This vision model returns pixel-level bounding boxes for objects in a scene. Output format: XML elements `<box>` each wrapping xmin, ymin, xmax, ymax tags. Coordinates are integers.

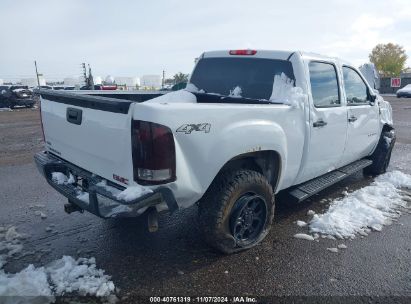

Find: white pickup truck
<box><xmin>35</xmin><ymin>50</ymin><xmax>395</xmax><ymax>253</ymax></box>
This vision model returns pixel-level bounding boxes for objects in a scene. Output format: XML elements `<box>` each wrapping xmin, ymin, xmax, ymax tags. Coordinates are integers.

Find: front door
<box><xmin>299</xmin><ymin>61</ymin><xmax>348</xmax><ymax>183</ymax></box>
<box><xmin>340</xmin><ymin>66</ymin><xmax>380</xmax><ymax>165</ymax></box>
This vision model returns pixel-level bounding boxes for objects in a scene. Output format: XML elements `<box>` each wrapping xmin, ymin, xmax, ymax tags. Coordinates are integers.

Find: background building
<box><xmin>400</xmin><ymin>68</ymin><xmax>411</xmax><ymax>78</ymax></box>
<box><xmin>140</xmin><ymin>74</ymin><xmax>161</xmax><ymax>89</ymax></box>
<box><xmin>21</xmin><ymin>76</ymin><xmax>46</xmax><ymax>87</ymax></box>
<box><xmin>115</xmin><ymin>77</ymin><xmax>140</xmax><ymax>89</ymax></box>
<box><xmin>63</xmin><ymin>77</ymin><xmax>82</xmax><ymax>86</ymax></box>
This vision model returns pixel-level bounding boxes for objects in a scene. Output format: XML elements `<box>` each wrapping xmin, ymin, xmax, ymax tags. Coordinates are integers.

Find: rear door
<box><xmin>340</xmin><ymin>66</ymin><xmax>379</xmax><ymax>165</ymax></box>
<box><xmin>299</xmin><ymin>61</ymin><xmax>348</xmax><ymax>182</ymax></box>
<box><xmin>40</xmin><ymin>91</ymin><xmax>135</xmax><ymax>186</ymax></box>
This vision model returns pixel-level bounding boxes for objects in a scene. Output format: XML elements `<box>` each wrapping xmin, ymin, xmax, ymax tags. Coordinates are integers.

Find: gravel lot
<box><xmin>0</xmin><ymin>96</ymin><xmax>410</xmax><ymax>303</ymax></box>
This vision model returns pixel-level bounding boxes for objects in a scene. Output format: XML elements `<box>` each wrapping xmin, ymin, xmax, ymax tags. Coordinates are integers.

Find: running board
<box><xmin>287</xmin><ymin>159</ymin><xmax>373</xmax><ymax>203</ymax></box>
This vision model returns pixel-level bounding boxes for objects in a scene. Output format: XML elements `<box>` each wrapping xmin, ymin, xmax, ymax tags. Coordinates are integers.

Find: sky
<box><xmin>0</xmin><ymin>0</ymin><xmax>410</xmax><ymax>82</ymax></box>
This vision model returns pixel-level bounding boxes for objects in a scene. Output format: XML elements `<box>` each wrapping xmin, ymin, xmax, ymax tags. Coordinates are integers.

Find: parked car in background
<box><xmin>39</xmin><ymin>85</ymin><xmax>53</xmax><ymax>90</ymax></box>
<box><xmin>52</xmin><ymin>86</ymin><xmax>76</xmax><ymax>91</ymax></box>
<box><xmin>396</xmin><ymin>84</ymin><xmax>411</xmax><ymax>98</ymax></box>
<box><xmin>0</xmin><ymin>85</ymin><xmax>35</xmax><ymax>108</ymax></box>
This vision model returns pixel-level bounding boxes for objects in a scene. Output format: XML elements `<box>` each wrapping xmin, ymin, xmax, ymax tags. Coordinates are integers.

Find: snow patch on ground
<box><xmin>269</xmin><ymin>73</ymin><xmax>307</xmax><ymax>108</ymax></box>
<box><xmin>0</xmin><ymin>256</ymin><xmax>115</xmax><ymax>298</ymax></box>
<box><xmin>308</xmin><ymin>170</ymin><xmax>411</xmax><ymax>239</ymax></box>
<box><xmin>47</xmin><ymin>256</ymin><xmax>115</xmax><ymax>297</ymax></box>
<box><xmin>293</xmin><ymin>233</ymin><xmax>314</xmax><ymax>241</ymax></box>
<box><xmin>307</xmin><ymin>210</ymin><xmax>315</xmax><ymax>216</ymax></box>
<box><xmin>296</xmin><ymin>220</ymin><xmax>307</xmax><ymax>227</ymax></box>
<box><xmin>0</xmin><ymin>226</ymin><xmax>26</xmax><ymax>269</ymax></box>
<box><xmin>34</xmin><ymin>211</ymin><xmax>47</xmax><ymax>219</ymax></box>
<box><xmin>0</xmin><ymin>227</ymin><xmax>115</xmax><ymax>300</ymax></box>
<box><xmin>326</xmin><ymin>248</ymin><xmax>338</xmax><ymax>253</ymax></box>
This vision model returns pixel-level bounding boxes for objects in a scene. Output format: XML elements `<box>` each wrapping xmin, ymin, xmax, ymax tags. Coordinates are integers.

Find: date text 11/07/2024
<box><xmin>149</xmin><ymin>296</ymin><xmax>257</xmax><ymax>303</ymax></box>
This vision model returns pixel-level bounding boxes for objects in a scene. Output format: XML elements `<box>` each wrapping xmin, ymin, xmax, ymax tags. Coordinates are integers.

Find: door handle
<box><xmin>66</xmin><ymin>107</ymin><xmax>82</xmax><ymax>125</ymax></box>
<box><xmin>313</xmin><ymin>119</ymin><xmax>327</xmax><ymax>128</ymax></box>
<box><xmin>348</xmin><ymin>116</ymin><xmax>357</xmax><ymax>123</ymax></box>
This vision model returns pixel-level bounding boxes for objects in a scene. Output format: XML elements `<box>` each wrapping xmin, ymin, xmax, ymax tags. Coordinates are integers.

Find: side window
<box><xmin>343</xmin><ymin>66</ymin><xmax>369</xmax><ymax>104</ymax></box>
<box><xmin>308</xmin><ymin>62</ymin><xmax>340</xmax><ymax>108</ymax></box>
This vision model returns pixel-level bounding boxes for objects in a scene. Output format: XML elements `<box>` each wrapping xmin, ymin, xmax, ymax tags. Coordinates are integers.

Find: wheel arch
<box><xmin>204</xmin><ymin>150</ymin><xmax>282</xmax><ymax>195</ymax></box>
<box><xmin>382</xmin><ymin>123</ymin><xmax>394</xmax><ymax>132</ymax></box>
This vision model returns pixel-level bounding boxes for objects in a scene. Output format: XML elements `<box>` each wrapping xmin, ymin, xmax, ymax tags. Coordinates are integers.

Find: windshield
<box><xmin>188</xmin><ymin>57</ymin><xmax>295</xmax><ymax>100</ymax></box>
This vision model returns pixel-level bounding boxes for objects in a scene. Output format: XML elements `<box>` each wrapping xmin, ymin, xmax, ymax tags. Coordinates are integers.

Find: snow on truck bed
<box><xmin>294</xmin><ymin>170</ymin><xmax>411</xmax><ymax>241</ymax></box>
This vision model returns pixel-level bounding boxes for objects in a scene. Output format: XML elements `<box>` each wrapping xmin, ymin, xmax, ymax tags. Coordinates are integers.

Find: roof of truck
<box><xmin>202</xmin><ymin>49</ymin><xmax>353</xmax><ymax>66</ymax></box>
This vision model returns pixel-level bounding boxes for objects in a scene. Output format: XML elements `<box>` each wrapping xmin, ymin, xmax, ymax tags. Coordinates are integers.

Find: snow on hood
<box><xmin>145</xmin><ymin>89</ymin><xmax>197</xmax><ymax>104</ymax></box>
<box><xmin>269</xmin><ymin>73</ymin><xmax>307</xmax><ymax>108</ymax></box>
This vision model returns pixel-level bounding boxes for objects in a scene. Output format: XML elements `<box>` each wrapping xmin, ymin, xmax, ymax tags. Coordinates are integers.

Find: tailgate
<box><xmin>39</xmin><ymin>90</ymin><xmax>135</xmax><ymax>186</ymax></box>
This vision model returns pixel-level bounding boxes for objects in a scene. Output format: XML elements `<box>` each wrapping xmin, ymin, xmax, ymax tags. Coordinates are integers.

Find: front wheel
<box><xmin>364</xmin><ymin>129</ymin><xmax>396</xmax><ymax>175</ymax></box>
<box><xmin>198</xmin><ymin>170</ymin><xmax>275</xmax><ymax>254</ymax></box>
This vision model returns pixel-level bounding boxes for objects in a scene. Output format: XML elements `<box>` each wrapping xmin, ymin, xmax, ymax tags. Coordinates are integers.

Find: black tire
<box><xmin>364</xmin><ymin>129</ymin><xmax>396</xmax><ymax>175</ymax></box>
<box><xmin>198</xmin><ymin>170</ymin><xmax>275</xmax><ymax>254</ymax></box>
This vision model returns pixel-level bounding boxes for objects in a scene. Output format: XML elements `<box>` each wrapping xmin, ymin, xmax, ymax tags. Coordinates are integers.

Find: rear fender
<box><xmin>170</xmin><ymin>120</ymin><xmax>288</xmax><ymax>208</ymax></box>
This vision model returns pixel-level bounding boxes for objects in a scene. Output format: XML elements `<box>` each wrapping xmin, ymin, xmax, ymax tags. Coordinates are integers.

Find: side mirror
<box><xmin>369</xmin><ymin>94</ymin><xmax>376</xmax><ymax>105</ymax></box>
<box><xmin>367</xmin><ymin>88</ymin><xmax>376</xmax><ymax>105</ymax></box>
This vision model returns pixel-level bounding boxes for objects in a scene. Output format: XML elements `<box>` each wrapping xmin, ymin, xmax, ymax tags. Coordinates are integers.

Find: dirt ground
<box><xmin>0</xmin><ymin>107</ymin><xmax>43</xmax><ymax>166</ymax></box>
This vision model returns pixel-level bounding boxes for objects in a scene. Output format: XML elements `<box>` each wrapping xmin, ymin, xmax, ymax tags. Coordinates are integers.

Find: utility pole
<box><xmin>88</xmin><ymin>64</ymin><xmax>94</xmax><ymax>90</ymax></box>
<box><xmin>82</xmin><ymin>63</ymin><xmax>87</xmax><ymax>87</ymax></box>
<box><xmin>34</xmin><ymin>61</ymin><xmax>41</xmax><ymax>87</ymax></box>
<box><xmin>162</xmin><ymin>70</ymin><xmax>165</xmax><ymax>89</ymax></box>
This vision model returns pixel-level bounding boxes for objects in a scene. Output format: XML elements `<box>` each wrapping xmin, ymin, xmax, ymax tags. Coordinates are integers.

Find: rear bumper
<box><xmin>34</xmin><ymin>151</ymin><xmax>178</xmax><ymax>218</ymax></box>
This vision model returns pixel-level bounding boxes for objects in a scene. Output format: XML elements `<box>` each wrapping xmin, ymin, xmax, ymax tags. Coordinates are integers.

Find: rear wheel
<box><xmin>198</xmin><ymin>170</ymin><xmax>275</xmax><ymax>254</ymax></box>
<box><xmin>364</xmin><ymin>129</ymin><xmax>396</xmax><ymax>175</ymax></box>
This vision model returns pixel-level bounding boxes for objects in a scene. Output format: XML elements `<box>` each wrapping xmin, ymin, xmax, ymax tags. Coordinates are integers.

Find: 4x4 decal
<box><xmin>176</xmin><ymin>123</ymin><xmax>211</xmax><ymax>134</ymax></box>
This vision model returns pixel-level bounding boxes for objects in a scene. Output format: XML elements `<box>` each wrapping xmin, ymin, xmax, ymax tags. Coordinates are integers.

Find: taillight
<box><xmin>39</xmin><ymin>98</ymin><xmax>45</xmax><ymax>142</ymax></box>
<box><xmin>132</xmin><ymin>120</ymin><xmax>176</xmax><ymax>185</ymax></box>
<box><xmin>229</xmin><ymin>49</ymin><xmax>257</xmax><ymax>55</ymax></box>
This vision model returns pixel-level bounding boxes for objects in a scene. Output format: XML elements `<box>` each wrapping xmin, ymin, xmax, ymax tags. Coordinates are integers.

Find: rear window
<box><xmin>189</xmin><ymin>57</ymin><xmax>295</xmax><ymax>100</ymax></box>
<box><xmin>308</xmin><ymin>62</ymin><xmax>340</xmax><ymax>107</ymax></box>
